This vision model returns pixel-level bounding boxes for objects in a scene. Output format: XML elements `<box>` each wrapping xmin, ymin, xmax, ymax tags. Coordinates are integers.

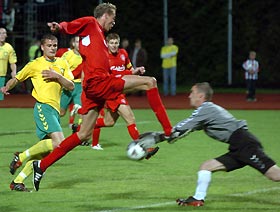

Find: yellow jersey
<box><xmin>0</xmin><ymin>42</ymin><xmax>17</xmax><ymax>76</ymax></box>
<box><xmin>62</xmin><ymin>49</ymin><xmax>82</xmax><ymax>83</ymax></box>
<box><xmin>15</xmin><ymin>56</ymin><xmax>74</xmax><ymax>112</ymax></box>
<box><xmin>160</xmin><ymin>44</ymin><xmax>178</xmax><ymax>69</ymax></box>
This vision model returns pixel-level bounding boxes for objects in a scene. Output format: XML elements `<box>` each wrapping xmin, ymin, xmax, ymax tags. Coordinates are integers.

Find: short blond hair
<box><xmin>195</xmin><ymin>82</ymin><xmax>213</xmax><ymax>101</ymax></box>
<box><xmin>94</xmin><ymin>3</ymin><xmax>116</xmax><ymax>18</ymax></box>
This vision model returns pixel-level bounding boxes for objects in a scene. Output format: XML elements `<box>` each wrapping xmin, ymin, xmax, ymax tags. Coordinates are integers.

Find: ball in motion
<box><xmin>127</xmin><ymin>141</ymin><xmax>147</xmax><ymax>160</ymax></box>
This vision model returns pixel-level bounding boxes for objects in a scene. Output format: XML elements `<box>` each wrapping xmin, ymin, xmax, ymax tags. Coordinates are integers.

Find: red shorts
<box><xmin>79</xmin><ymin>74</ymin><xmax>125</xmax><ymax>115</ymax></box>
<box><xmin>105</xmin><ymin>94</ymin><xmax>129</xmax><ymax>112</ymax></box>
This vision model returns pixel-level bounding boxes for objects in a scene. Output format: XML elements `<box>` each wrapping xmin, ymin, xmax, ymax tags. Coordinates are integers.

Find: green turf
<box><xmin>0</xmin><ymin>108</ymin><xmax>280</xmax><ymax>212</ymax></box>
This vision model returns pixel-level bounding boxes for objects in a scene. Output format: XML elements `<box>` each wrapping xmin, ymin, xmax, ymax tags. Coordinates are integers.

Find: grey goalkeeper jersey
<box><xmin>174</xmin><ymin>102</ymin><xmax>248</xmax><ymax>143</ymax></box>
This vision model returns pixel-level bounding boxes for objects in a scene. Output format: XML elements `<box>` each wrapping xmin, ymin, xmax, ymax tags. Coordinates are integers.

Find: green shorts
<box><xmin>60</xmin><ymin>82</ymin><xmax>82</xmax><ymax>110</ymax></box>
<box><xmin>34</xmin><ymin>102</ymin><xmax>62</xmax><ymax>140</ymax></box>
<box><xmin>0</xmin><ymin>76</ymin><xmax>5</xmax><ymax>100</ymax></box>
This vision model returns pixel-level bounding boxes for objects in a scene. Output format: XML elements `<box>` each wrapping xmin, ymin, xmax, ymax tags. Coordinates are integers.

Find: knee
<box><xmin>77</xmin><ymin>131</ymin><xmax>92</xmax><ymax>141</ymax></box>
<box><xmin>199</xmin><ymin>159</ymin><xmax>226</xmax><ymax>172</ymax></box>
<box><xmin>199</xmin><ymin>162</ymin><xmax>211</xmax><ymax>170</ymax></box>
<box><xmin>146</xmin><ymin>77</ymin><xmax>157</xmax><ymax>89</ymax></box>
<box><xmin>265</xmin><ymin>165</ymin><xmax>280</xmax><ymax>181</ymax></box>
<box><xmin>105</xmin><ymin>119</ymin><xmax>115</xmax><ymax>127</ymax></box>
<box><xmin>52</xmin><ymin>140</ymin><xmax>60</xmax><ymax>148</ymax></box>
<box><xmin>60</xmin><ymin>110</ymin><xmax>66</xmax><ymax>117</ymax></box>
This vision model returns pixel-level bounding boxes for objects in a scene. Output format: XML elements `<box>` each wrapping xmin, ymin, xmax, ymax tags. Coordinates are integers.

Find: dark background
<box><xmin>4</xmin><ymin>0</ymin><xmax>280</xmax><ymax>88</ymax></box>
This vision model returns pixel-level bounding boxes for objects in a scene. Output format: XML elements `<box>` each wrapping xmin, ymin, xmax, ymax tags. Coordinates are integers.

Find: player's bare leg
<box><xmin>122</xmin><ymin>75</ymin><xmax>172</xmax><ymax>136</ymax></box>
<box><xmin>33</xmin><ymin>109</ymin><xmax>99</xmax><ymax>191</ymax></box>
<box><xmin>264</xmin><ymin>165</ymin><xmax>280</xmax><ymax>181</ymax></box>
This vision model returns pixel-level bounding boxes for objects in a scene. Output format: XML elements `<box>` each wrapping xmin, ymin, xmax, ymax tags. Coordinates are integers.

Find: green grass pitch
<box><xmin>0</xmin><ymin>108</ymin><xmax>280</xmax><ymax>212</ymax></box>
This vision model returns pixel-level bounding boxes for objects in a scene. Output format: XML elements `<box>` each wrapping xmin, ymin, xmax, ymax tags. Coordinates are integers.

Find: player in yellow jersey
<box><xmin>0</xmin><ymin>27</ymin><xmax>17</xmax><ymax>100</ymax></box>
<box><xmin>60</xmin><ymin>36</ymin><xmax>83</xmax><ymax>129</ymax></box>
<box><xmin>0</xmin><ymin>34</ymin><xmax>74</xmax><ymax>191</ymax></box>
<box><xmin>160</xmin><ymin>37</ymin><xmax>179</xmax><ymax>96</ymax></box>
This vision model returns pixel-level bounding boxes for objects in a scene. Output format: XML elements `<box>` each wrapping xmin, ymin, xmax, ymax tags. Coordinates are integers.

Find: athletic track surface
<box><xmin>0</xmin><ymin>93</ymin><xmax>279</xmax><ymax>110</ymax></box>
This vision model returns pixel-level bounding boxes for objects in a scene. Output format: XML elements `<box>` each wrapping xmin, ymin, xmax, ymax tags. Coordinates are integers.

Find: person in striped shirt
<box><xmin>242</xmin><ymin>51</ymin><xmax>259</xmax><ymax>102</ymax></box>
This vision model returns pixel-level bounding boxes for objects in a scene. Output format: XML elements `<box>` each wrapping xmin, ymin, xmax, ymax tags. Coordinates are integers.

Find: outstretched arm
<box><xmin>10</xmin><ymin>63</ymin><xmax>17</xmax><ymax>78</ymax></box>
<box><xmin>0</xmin><ymin>78</ymin><xmax>19</xmax><ymax>95</ymax></box>
<box><xmin>47</xmin><ymin>22</ymin><xmax>61</xmax><ymax>33</ymax></box>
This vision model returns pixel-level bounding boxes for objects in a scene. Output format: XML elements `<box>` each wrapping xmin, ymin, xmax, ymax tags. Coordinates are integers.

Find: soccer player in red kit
<box><xmin>32</xmin><ymin>2</ymin><xmax>172</xmax><ymax>191</ymax></box>
<box><xmin>91</xmin><ymin>33</ymin><xmax>145</xmax><ymax>150</ymax></box>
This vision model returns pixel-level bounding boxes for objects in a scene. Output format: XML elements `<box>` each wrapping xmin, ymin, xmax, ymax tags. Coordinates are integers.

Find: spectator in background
<box><xmin>160</xmin><ymin>37</ymin><xmax>179</xmax><ymax>96</ymax></box>
<box><xmin>0</xmin><ymin>27</ymin><xmax>17</xmax><ymax>100</ymax></box>
<box><xmin>24</xmin><ymin>39</ymin><xmax>42</xmax><ymax>93</ymax></box>
<box><xmin>121</xmin><ymin>37</ymin><xmax>131</xmax><ymax>55</ymax></box>
<box><xmin>130</xmin><ymin>38</ymin><xmax>147</xmax><ymax>69</ymax></box>
<box><xmin>130</xmin><ymin>38</ymin><xmax>147</xmax><ymax>96</ymax></box>
<box><xmin>28</xmin><ymin>39</ymin><xmax>42</xmax><ymax>61</ymax></box>
<box><xmin>242</xmin><ymin>51</ymin><xmax>259</xmax><ymax>102</ymax></box>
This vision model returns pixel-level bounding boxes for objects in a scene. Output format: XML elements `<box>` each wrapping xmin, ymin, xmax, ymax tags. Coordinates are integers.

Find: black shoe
<box><xmin>32</xmin><ymin>161</ymin><xmax>44</xmax><ymax>191</ymax></box>
<box><xmin>176</xmin><ymin>196</ymin><xmax>204</xmax><ymax>207</ymax></box>
<box><xmin>10</xmin><ymin>181</ymin><xmax>30</xmax><ymax>192</ymax></box>
<box><xmin>80</xmin><ymin>141</ymin><xmax>90</xmax><ymax>146</ymax></box>
<box><xmin>145</xmin><ymin>146</ymin><xmax>159</xmax><ymax>160</ymax></box>
<box><xmin>10</xmin><ymin>152</ymin><xmax>22</xmax><ymax>175</ymax></box>
<box><xmin>72</xmin><ymin>124</ymin><xmax>79</xmax><ymax>134</ymax></box>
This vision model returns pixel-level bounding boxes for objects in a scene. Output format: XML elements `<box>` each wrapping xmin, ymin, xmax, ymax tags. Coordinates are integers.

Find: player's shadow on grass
<box><xmin>0</xmin><ymin>130</ymin><xmax>34</xmax><ymax>136</ymax></box>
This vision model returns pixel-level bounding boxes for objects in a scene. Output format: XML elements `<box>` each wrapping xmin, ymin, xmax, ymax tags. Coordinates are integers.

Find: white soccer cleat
<box><xmin>91</xmin><ymin>144</ymin><xmax>103</xmax><ymax>150</ymax></box>
<box><xmin>70</xmin><ymin>104</ymin><xmax>81</xmax><ymax>116</ymax></box>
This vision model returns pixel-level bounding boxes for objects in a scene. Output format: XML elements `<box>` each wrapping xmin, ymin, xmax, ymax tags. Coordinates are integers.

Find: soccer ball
<box><xmin>127</xmin><ymin>141</ymin><xmax>147</xmax><ymax>160</ymax></box>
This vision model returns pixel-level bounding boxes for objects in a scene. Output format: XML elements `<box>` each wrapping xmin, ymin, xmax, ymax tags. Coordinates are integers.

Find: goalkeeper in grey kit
<box><xmin>167</xmin><ymin>82</ymin><xmax>280</xmax><ymax>207</ymax></box>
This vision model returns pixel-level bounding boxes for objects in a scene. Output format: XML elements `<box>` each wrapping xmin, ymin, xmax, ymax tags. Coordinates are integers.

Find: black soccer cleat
<box><xmin>80</xmin><ymin>141</ymin><xmax>90</xmax><ymax>146</ymax></box>
<box><xmin>176</xmin><ymin>196</ymin><xmax>204</xmax><ymax>207</ymax></box>
<box><xmin>10</xmin><ymin>181</ymin><xmax>30</xmax><ymax>192</ymax></box>
<box><xmin>145</xmin><ymin>146</ymin><xmax>160</xmax><ymax>160</ymax></box>
<box><xmin>71</xmin><ymin>123</ymin><xmax>79</xmax><ymax>134</ymax></box>
<box><xmin>32</xmin><ymin>160</ymin><xmax>44</xmax><ymax>191</ymax></box>
<box><xmin>10</xmin><ymin>152</ymin><xmax>22</xmax><ymax>175</ymax></box>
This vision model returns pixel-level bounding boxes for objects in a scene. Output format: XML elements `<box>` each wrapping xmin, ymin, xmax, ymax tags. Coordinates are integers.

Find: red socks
<box><xmin>69</xmin><ymin>103</ymin><xmax>74</xmax><ymax>124</ymax></box>
<box><xmin>96</xmin><ymin>117</ymin><xmax>105</xmax><ymax>128</ymax></box>
<box><xmin>92</xmin><ymin>122</ymin><xmax>139</xmax><ymax>146</ymax></box>
<box><xmin>40</xmin><ymin>133</ymin><xmax>81</xmax><ymax>171</ymax></box>
<box><xmin>92</xmin><ymin>128</ymin><xmax>101</xmax><ymax>146</ymax></box>
<box><xmin>146</xmin><ymin>88</ymin><xmax>172</xmax><ymax>136</ymax></box>
<box><xmin>127</xmin><ymin>123</ymin><xmax>139</xmax><ymax>140</ymax></box>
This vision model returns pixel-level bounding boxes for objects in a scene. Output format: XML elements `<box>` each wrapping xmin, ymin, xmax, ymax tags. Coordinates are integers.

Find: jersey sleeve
<box><xmin>60</xmin><ymin>16</ymin><xmax>95</xmax><ymax>36</ymax></box>
<box><xmin>62</xmin><ymin>61</ymin><xmax>74</xmax><ymax>81</ymax></box>
<box><xmin>15</xmin><ymin>62</ymin><xmax>33</xmax><ymax>82</ymax></box>
<box><xmin>174</xmin><ymin>106</ymin><xmax>205</xmax><ymax>134</ymax></box>
<box><xmin>8</xmin><ymin>45</ymin><xmax>17</xmax><ymax>64</ymax></box>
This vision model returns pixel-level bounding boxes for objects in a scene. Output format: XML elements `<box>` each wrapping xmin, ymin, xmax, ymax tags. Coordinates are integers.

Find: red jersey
<box><xmin>59</xmin><ymin>16</ymin><xmax>110</xmax><ymax>83</ymax></box>
<box><xmin>109</xmin><ymin>48</ymin><xmax>133</xmax><ymax>77</ymax></box>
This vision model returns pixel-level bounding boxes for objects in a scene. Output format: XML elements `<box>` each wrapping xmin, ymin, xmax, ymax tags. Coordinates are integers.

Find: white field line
<box><xmin>228</xmin><ymin>186</ymin><xmax>280</xmax><ymax>197</ymax></box>
<box><xmin>114</xmin><ymin>121</ymin><xmax>153</xmax><ymax>127</ymax></box>
<box><xmin>96</xmin><ymin>186</ymin><xmax>280</xmax><ymax>212</ymax></box>
<box><xmin>95</xmin><ymin>201</ymin><xmax>175</xmax><ymax>212</ymax></box>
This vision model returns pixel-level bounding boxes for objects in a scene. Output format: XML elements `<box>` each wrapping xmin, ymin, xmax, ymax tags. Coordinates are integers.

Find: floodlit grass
<box><xmin>0</xmin><ymin>108</ymin><xmax>280</xmax><ymax>212</ymax></box>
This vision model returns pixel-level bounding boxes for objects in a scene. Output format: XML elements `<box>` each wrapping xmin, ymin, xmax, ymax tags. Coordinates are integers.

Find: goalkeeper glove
<box><xmin>167</xmin><ymin>129</ymin><xmax>190</xmax><ymax>144</ymax></box>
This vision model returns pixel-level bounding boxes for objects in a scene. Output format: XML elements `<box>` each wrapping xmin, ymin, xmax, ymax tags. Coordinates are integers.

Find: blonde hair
<box><xmin>94</xmin><ymin>3</ymin><xmax>116</xmax><ymax>18</ymax></box>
